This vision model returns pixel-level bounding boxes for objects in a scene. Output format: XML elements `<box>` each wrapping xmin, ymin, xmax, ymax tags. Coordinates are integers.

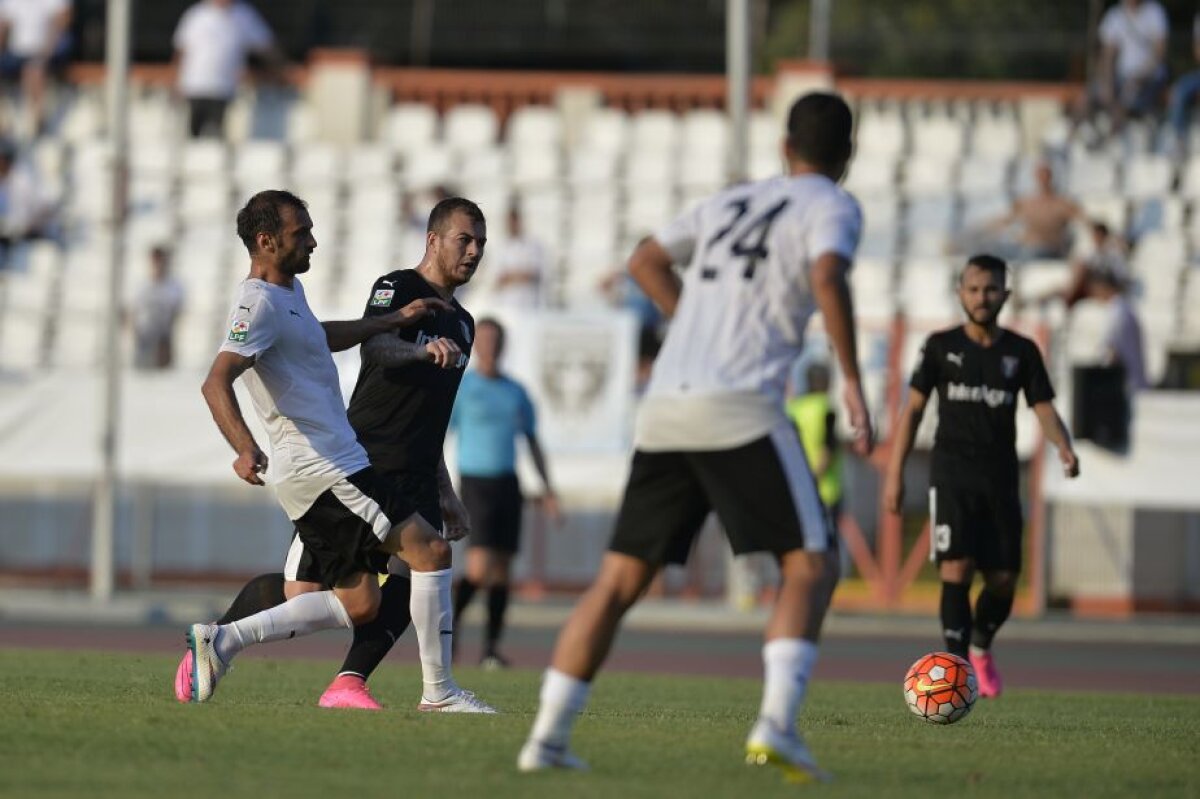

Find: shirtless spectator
<box><xmin>980</xmin><ymin>161</ymin><xmax>1083</xmax><ymax>261</ymax></box>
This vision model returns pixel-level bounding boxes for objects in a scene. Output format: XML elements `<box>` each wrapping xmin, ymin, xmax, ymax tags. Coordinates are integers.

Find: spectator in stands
<box><xmin>0</xmin><ymin>0</ymin><xmax>71</xmax><ymax>137</ymax></box>
<box><xmin>128</xmin><ymin>245</ymin><xmax>185</xmax><ymax>370</ymax></box>
<box><xmin>1166</xmin><ymin>12</ymin><xmax>1200</xmax><ymax>157</ymax></box>
<box><xmin>0</xmin><ymin>138</ymin><xmax>53</xmax><ymax>261</ymax></box>
<box><xmin>172</xmin><ymin>0</ymin><xmax>281</xmax><ymax>138</ymax></box>
<box><xmin>1061</xmin><ymin>221</ymin><xmax>1131</xmax><ymax>309</ymax></box>
<box><xmin>490</xmin><ymin>206</ymin><xmax>547</xmax><ymax>309</ymax></box>
<box><xmin>1093</xmin><ymin>268</ymin><xmax>1148</xmax><ymax>393</ymax></box>
<box><xmin>981</xmin><ymin>161</ymin><xmax>1082</xmax><ymax>260</ymax></box>
<box><xmin>1074</xmin><ymin>0</ymin><xmax>1169</xmax><ymax>142</ymax></box>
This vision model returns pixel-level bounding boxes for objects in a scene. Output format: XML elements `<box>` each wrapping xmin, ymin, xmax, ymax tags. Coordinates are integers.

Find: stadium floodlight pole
<box><xmin>809</xmin><ymin>0</ymin><xmax>831</xmax><ymax>63</ymax></box>
<box><xmin>726</xmin><ymin>0</ymin><xmax>750</xmax><ymax>185</ymax></box>
<box><xmin>91</xmin><ymin>0</ymin><xmax>132</xmax><ymax>603</ymax></box>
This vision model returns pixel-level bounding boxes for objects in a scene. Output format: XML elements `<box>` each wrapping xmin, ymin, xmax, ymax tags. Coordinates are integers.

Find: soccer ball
<box><xmin>903</xmin><ymin>652</ymin><xmax>978</xmax><ymax>724</ymax></box>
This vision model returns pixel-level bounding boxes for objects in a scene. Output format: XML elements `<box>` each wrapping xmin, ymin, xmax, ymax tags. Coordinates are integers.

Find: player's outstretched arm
<box><xmin>321</xmin><ymin>298</ymin><xmax>453</xmax><ymax>352</ymax></box>
<box><xmin>361</xmin><ymin>331</ymin><xmax>462</xmax><ymax>369</ymax></box>
<box><xmin>201</xmin><ymin>351</ymin><xmax>269</xmax><ymax>486</ymax></box>
<box><xmin>811</xmin><ymin>252</ymin><xmax>873</xmax><ymax>456</ymax></box>
<box><xmin>1032</xmin><ymin>401</ymin><xmax>1080</xmax><ymax>478</ymax></box>
<box><xmin>883</xmin><ymin>388</ymin><xmax>930</xmax><ymax>513</ymax></box>
<box><xmin>628</xmin><ymin>237</ymin><xmax>683</xmax><ymax>318</ymax></box>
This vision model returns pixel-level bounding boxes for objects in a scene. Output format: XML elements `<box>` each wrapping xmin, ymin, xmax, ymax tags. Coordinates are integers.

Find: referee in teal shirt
<box><xmin>450</xmin><ymin>318</ymin><xmax>560</xmax><ymax>668</ymax></box>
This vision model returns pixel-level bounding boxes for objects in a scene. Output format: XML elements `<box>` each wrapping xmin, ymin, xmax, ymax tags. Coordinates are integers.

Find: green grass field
<box><xmin>1</xmin><ymin>649</ymin><xmax>1197</xmax><ymax>799</ymax></box>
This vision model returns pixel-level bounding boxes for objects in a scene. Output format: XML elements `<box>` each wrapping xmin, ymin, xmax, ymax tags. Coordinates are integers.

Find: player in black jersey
<box><xmin>884</xmin><ymin>254</ymin><xmax>1079</xmax><ymax>699</ymax></box>
<box><xmin>174</xmin><ymin>198</ymin><xmax>495</xmax><ymax>713</ymax></box>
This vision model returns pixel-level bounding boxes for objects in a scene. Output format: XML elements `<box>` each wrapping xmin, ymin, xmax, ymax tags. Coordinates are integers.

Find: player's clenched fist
<box><xmin>233</xmin><ymin>447</ymin><xmax>268</xmax><ymax>486</ymax></box>
<box><xmin>424</xmin><ymin>336</ymin><xmax>462</xmax><ymax>368</ymax></box>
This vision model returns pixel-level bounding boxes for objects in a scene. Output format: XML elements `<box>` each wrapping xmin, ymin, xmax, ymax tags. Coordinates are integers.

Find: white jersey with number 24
<box><xmin>635</xmin><ymin>173</ymin><xmax>862</xmax><ymax>452</ymax></box>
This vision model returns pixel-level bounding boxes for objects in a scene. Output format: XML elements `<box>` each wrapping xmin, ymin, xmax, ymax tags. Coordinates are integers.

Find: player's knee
<box><xmin>426</xmin><ymin>536</ymin><xmax>452</xmax><ymax>569</ymax></box>
<box><xmin>985</xmin><ymin>571</ymin><xmax>1018</xmax><ymax>597</ymax></box>
<box><xmin>342</xmin><ymin>592</ymin><xmax>381</xmax><ymax>625</ymax></box>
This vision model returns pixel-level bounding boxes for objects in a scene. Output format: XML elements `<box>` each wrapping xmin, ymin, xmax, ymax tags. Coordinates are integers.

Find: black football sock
<box><xmin>971</xmin><ymin>587</ymin><xmax>1014</xmax><ymax>651</ymax></box>
<box><xmin>337</xmin><ymin>575</ymin><xmax>413</xmax><ymax>679</ymax></box>
<box><xmin>451</xmin><ymin>578</ymin><xmax>478</xmax><ymax>662</ymax></box>
<box><xmin>484</xmin><ymin>585</ymin><xmax>510</xmax><ymax>657</ymax></box>
<box><xmin>453</xmin><ymin>577</ymin><xmax>478</xmax><ymax>626</ymax></box>
<box><xmin>940</xmin><ymin>582</ymin><xmax>972</xmax><ymax>658</ymax></box>
<box><xmin>217</xmin><ymin>573</ymin><xmax>286</xmax><ymax>624</ymax></box>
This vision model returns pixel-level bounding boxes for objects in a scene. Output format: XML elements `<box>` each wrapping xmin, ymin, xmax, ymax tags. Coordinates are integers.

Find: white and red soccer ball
<box><xmin>903</xmin><ymin>651</ymin><xmax>978</xmax><ymax>724</ymax></box>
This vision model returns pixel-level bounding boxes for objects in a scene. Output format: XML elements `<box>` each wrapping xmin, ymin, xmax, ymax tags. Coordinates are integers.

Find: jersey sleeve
<box><xmin>361</xmin><ymin>274</ymin><xmax>412</xmax><ymax>320</ymax></box>
<box><xmin>172</xmin><ymin>6</ymin><xmax>195</xmax><ymax>49</ymax></box>
<box><xmin>653</xmin><ymin>201</ymin><xmax>704</xmax><ymax>264</ymax></box>
<box><xmin>518</xmin><ymin>383</ymin><xmax>537</xmax><ymax>437</ymax></box>
<box><xmin>805</xmin><ymin>192</ymin><xmax>862</xmax><ymax>262</ymax></box>
<box><xmin>1022</xmin><ymin>339</ymin><xmax>1056</xmax><ymax>405</ymax></box>
<box><xmin>909</xmin><ymin>335</ymin><xmax>940</xmax><ymax>396</ymax></box>
<box><xmin>237</xmin><ymin>5</ymin><xmax>275</xmax><ymax>50</ymax></box>
<box><xmin>219</xmin><ymin>294</ymin><xmax>277</xmax><ymax>359</ymax></box>
<box><xmin>1098</xmin><ymin>8</ymin><xmax>1120</xmax><ymax>46</ymax></box>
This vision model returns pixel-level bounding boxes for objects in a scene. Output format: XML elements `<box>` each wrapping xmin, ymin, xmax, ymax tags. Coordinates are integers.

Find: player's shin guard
<box><xmin>217</xmin><ymin>573</ymin><xmax>286</xmax><ymax>624</ymax></box>
<box><xmin>940</xmin><ymin>582</ymin><xmax>972</xmax><ymax>658</ymax></box>
<box><xmin>336</xmin><ymin>574</ymin><xmax>413</xmax><ymax>679</ymax></box>
<box><xmin>411</xmin><ymin>568</ymin><xmax>455</xmax><ymax>700</ymax></box>
<box><xmin>971</xmin><ymin>587</ymin><xmax>1014</xmax><ymax>650</ymax></box>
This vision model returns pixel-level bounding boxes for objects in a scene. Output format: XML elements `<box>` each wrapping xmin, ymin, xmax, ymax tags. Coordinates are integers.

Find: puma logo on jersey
<box><xmin>380</xmin><ymin>279</ymin><xmax>396</xmax><ymax>287</ymax></box>
<box><xmin>238</xmin><ymin>304</ymin><xmax>253</xmax><ymax>312</ymax></box>
<box><xmin>946</xmin><ymin>352</ymin><xmax>963</xmax><ymax>367</ymax></box>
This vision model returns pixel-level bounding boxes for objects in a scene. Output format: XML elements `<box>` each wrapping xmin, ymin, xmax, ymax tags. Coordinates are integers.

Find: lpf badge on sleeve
<box><xmin>228</xmin><ymin>320</ymin><xmax>249</xmax><ymax>342</ymax></box>
<box><xmin>371</xmin><ymin>289</ymin><xmax>395</xmax><ymax>307</ymax></box>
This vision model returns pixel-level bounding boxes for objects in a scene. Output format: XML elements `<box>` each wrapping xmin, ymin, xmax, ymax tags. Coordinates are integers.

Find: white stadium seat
<box><xmin>291</xmin><ymin>142</ymin><xmax>345</xmax><ymax>184</ymax></box>
<box><xmin>911</xmin><ymin>114</ymin><xmax>967</xmax><ymax>160</ymax></box>
<box><xmin>578</xmin><ymin>106</ymin><xmax>629</xmax><ymax>155</ymax></box>
<box><xmin>904</xmin><ymin>156</ymin><xmax>957</xmax><ymax>195</ymax></box>
<box><xmin>381</xmin><ymin>103</ymin><xmax>439</xmax><ymax>153</ymax></box>
<box><xmin>854</xmin><ymin>109</ymin><xmax>907</xmax><ymax>159</ymax></box>
<box><xmin>629</xmin><ymin>109</ymin><xmax>680</xmax><ymax>154</ymax></box>
<box><xmin>444</xmin><ymin>104</ymin><xmax>499</xmax><ymax>151</ymax></box>
<box><xmin>507</xmin><ymin>105</ymin><xmax>562</xmax><ymax>148</ymax></box>
<box><xmin>1123</xmin><ymin>154</ymin><xmax>1174</xmax><ymax>201</ymax></box>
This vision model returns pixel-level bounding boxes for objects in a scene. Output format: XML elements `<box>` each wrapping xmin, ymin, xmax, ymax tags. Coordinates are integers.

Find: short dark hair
<box><xmin>427</xmin><ymin>197</ymin><xmax>485</xmax><ymax>235</ymax></box>
<box><xmin>786</xmin><ymin>92</ymin><xmax>853</xmax><ymax>168</ymax></box>
<box><xmin>236</xmin><ymin>190</ymin><xmax>308</xmax><ymax>254</ymax></box>
<box><xmin>963</xmin><ymin>253</ymin><xmax>1008</xmax><ymax>285</ymax></box>
<box><xmin>477</xmin><ymin>316</ymin><xmax>506</xmax><ymax>352</ymax></box>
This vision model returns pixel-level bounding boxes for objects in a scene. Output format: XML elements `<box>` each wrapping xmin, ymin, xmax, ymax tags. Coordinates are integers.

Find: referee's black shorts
<box><xmin>608</xmin><ymin>424</ymin><xmax>835</xmax><ymax>567</ymax></box>
<box><xmin>461</xmin><ymin>473</ymin><xmax>524</xmax><ymax>554</ymax></box>
<box><xmin>283</xmin><ymin>467</ymin><xmax>425</xmax><ymax>586</ymax></box>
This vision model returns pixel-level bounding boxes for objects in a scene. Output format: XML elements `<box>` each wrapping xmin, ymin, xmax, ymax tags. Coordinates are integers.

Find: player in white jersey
<box><xmin>182</xmin><ymin>190</ymin><xmax>478</xmax><ymax>706</ymax></box>
<box><xmin>519</xmin><ymin>93</ymin><xmax>873</xmax><ymax>782</ymax></box>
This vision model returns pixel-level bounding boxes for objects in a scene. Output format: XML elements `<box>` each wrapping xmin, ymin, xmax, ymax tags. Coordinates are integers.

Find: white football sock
<box><xmin>757</xmin><ymin>637</ymin><xmax>819</xmax><ymax>733</ymax></box>
<box><xmin>410</xmin><ymin>568</ymin><xmax>455</xmax><ymax>701</ymax></box>
<box><xmin>216</xmin><ymin>590</ymin><xmax>352</xmax><ymax>663</ymax></box>
<box><xmin>528</xmin><ymin>668</ymin><xmax>591</xmax><ymax>748</ymax></box>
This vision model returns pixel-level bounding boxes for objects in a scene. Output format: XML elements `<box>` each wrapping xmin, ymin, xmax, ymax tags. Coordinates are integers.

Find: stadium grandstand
<box><xmin>0</xmin><ymin>0</ymin><xmax>1197</xmax><ymax>620</ymax></box>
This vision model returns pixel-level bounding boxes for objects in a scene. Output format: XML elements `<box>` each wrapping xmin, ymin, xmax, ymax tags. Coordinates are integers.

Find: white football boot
<box><xmin>744</xmin><ymin>720</ymin><xmax>832</xmax><ymax>784</ymax></box>
<box><xmin>517</xmin><ymin>739</ymin><xmax>589</xmax><ymax>772</ymax></box>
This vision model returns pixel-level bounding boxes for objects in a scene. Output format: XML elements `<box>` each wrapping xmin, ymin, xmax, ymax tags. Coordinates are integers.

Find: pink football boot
<box><xmin>318</xmin><ymin>674</ymin><xmax>383</xmax><ymax>710</ymax></box>
<box><xmin>970</xmin><ymin>649</ymin><xmax>1004</xmax><ymax>698</ymax></box>
<box><xmin>174</xmin><ymin>650</ymin><xmax>193</xmax><ymax>703</ymax></box>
